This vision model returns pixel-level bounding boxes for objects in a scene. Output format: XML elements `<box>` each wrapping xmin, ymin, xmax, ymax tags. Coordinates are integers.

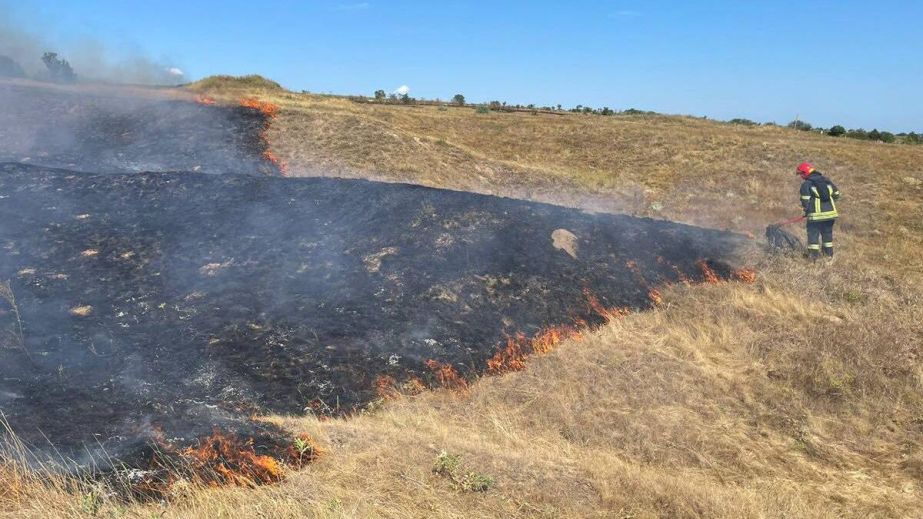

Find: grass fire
<box><xmin>1</xmin><ymin>10</ymin><xmax>923</xmax><ymax>515</ymax></box>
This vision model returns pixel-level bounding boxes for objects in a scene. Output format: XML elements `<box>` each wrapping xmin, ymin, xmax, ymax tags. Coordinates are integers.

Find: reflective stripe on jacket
<box><xmin>800</xmin><ymin>172</ymin><xmax>841</xmax><ymax>222</ymax></box>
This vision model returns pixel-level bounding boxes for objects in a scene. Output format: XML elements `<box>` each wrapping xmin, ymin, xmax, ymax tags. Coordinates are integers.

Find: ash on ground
<box><xmin>0</xmin><ymin>81</ymin><xmax>278</xmax><ymax>175</ymax></box>
<box><xmin>0</xmin><ymin>162</ymin><xmax>747</xmax><ymax>467</ymax></box>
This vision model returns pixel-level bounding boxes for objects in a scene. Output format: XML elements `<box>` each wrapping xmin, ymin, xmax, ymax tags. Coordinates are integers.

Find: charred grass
<box><xmin>2</xmin><ymin>81</ymin><xmax>922</xmax><ymax>517</ymax></box>
<box><xmin>4</xmin><ymin>250</ymin><xmax>921</xmax><ymax>518</ymax></box>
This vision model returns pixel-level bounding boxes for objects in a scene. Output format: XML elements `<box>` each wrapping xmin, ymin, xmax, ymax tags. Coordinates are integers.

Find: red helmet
<box><xmin>796</xmin><ymin>162</ymin><xmax>815</xmax><ymax>178</ymax></box>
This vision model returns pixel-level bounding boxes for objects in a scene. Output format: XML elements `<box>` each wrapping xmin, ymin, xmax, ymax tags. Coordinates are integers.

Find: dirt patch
<box><xmin>551</xmin><ymin>228</ymin><xmax>580</xmax><ymax>259</ymax></box>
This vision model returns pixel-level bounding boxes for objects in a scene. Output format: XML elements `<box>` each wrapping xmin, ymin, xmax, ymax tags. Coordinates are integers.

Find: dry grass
<box><xmin>2</xmin><ymin>78</ymin><xmax>923</xmax><ymax>518</ymax></box>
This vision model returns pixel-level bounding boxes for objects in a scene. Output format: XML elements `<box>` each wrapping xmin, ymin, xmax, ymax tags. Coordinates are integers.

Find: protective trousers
<box><xmin>806</xmin><ymin>220</ymin><xmax>835</xmax><ymax>259</ymax></box>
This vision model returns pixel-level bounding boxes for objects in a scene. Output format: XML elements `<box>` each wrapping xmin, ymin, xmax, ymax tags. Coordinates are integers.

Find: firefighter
<box><xmin>796</xmin><ymin>162</ymin><xmax>841</xmax><ymax>260</ymax></box>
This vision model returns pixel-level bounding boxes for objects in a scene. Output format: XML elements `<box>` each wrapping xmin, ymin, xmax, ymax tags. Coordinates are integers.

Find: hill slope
<box><xmin>2</xmin><ymin>78</ymin><xmax>922</xmax><ymax>518</ymax></box>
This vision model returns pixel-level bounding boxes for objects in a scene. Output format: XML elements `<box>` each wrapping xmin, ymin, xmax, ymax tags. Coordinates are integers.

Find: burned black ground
<box><xmin>0</xmin><ymin>81</ymin><xmax>278</xmax><ymax>175</ymax></box>
<box><xmin>0</xmin><ymin>162</ymin><xmax>747</xmax><ymax>468</ymax></box>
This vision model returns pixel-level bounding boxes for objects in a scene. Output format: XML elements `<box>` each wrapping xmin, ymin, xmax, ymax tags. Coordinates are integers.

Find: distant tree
<box><xmin>399</xmin><ymin>93</ymin><xmax>413</xmax><ymax>104</ymax></box>
<box><xmin>374</xmin><ymin>89</ymin><xmax>386</xmax><ymax>100</ymax></box>
<box><xmin>452</xmin><ymin>94</ymin><xmax>465</xmax><ymax>106</ymax></box>
<box><xmin>556</xmin><ymin>104</ymin><xmax>562</xmax><ymax>111</ymax></box>
<box><xmin>868</xmin><ymin>129</ymin><xmax>882</xmax><ymax>141</ymax></box>
<box><xmin>600</xmin><ymin>107</ymin><xmax>614</xmax><ymax>116</ymax></box>
<box><xmin>880</xmin><ymin>131</ymin><xmax>896</xmax><ymax>143</ymax></box>
<box><xmin>787</xmin><ymin>119</ymin><xmax>812</xmax><ymax>131</ymax></box>
<box><xmin>488</xmin><ymin>100</ymin><xmax>503</xmax><ymax>110</ymax></box>
<box><xmin>846</xmin><ymin>128</ymin><xmax>868</xmax><ymax>140</ymax></box>
<box><xmin>41</xmin><ymin>52</ymin><xmax>76</xmax><ymax>83</ymax></box>
<box><xmin>906</xmin><ymin>132</ymin><xmax>922</xmax><ymax>144</ymax></box>
<box><xmin>0</xmin><ymin>55</ymin><xmax>25</xmax><ymax>78</ymax></box>
<box><xmin>827</xmin><ymin>125</ymin><xmax>846</xmax><ymax>137</ymax></box>
<box><xmin>728</xmin><ymin>118</ymin><xmax>757</xmax><ymax>126</ymax></box>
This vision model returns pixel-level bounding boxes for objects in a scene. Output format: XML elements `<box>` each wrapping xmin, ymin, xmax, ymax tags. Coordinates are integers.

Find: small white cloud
<box><xmin>167</xmin><ymin>67</ymin><xmax>184</xmax><ymax>77</ymax></box>
<box><xmin>393</xmin><ymin>85</ymin><xmax>410</xmax><ymax>95</ymax></box>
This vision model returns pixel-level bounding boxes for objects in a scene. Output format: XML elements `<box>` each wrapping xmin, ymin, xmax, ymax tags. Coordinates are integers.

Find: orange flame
<box><xmin>239</xmin><ymin>98</ymin><xmax>287</xmax><ymax>175</ymax></box>
<box><xmin>262</xmin><ymin>150</ymin><xmax>288</xmax><ymax>175</ymax></box>
<box><xmin>402</xmin><ymin>376</ymin><xmax>427</xmax><ymax>395</ymax></box>
<box><xmin>486</xmin><ymin>324</ymin><xmax>583</xmax><ymax>375</ymax></box>
<box><xmin>239</xmin><ymin>98</ymin><xmax>280</xmax><ymax>118</ymax></box>
<box><xmin>531</xmin><ymin>325</ymin><xmax>583</xmax><ymax>354</ymax></box>
<box><xmin>424</xmin><ymin>359</ymin><xmax>468</xmax><ymax>390</ymax></box>
<box><xmin>696</xmin><ymin>260</ymin><xmax>720</xmax><ymax>284</ymax></box>
<box><xmin>374</xmin><ymin>375</ymin><xmax>399</xmax><ymax>399</ymax></box>
<box><xmin>195</xmin><ymin>95</ymin><xmax>216</xmax><ymax>105</ymax></box>
<box><xmin>733</xmin><ymin>268</ymin><xmax>757</xmax><ymax>283</ymax></box>
<box><xmin>486</xmin><ymin>334</ymin><xmax>528</xmax><ymax>374</ymax></box>
<box><xmin>584</xmin><ymin>288</ymin><xmax>631</xmax><ymax>322</ymax></box>
<box><xmin>648</xmin><ymin>288</ymin><xmax>663</xmax><ymax>305</ymax></box>
<box><xmin>178</xmin><ymin>431</ymin><xmax>285</xmax><ymax>488</ymax></box>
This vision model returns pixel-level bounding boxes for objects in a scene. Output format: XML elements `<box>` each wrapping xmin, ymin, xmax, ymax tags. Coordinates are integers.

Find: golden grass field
<box><xmin>2</xmin><ymin>76</ymin><xmax>922</xmax><ymax>518</ymax></box>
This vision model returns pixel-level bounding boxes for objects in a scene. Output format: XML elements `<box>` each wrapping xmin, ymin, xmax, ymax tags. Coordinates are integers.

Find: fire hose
<box><xmin>774</xmin><ymin>215</ymin><xmax>806</xmax><ymax>227</ymax></box>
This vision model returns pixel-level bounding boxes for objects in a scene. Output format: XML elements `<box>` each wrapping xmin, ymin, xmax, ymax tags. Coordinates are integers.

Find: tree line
<box><xmin>349</xmin><ymin>89</ymin><xmax>923</xmax><ymax>145</ymax></box>
<box><xmin>729</xmin><ymin>117</ymin><xmax>920</xmax><ymax>145</ymax></box>
<box><xmin>0</xmin><ymin>52</ymin><xmax>76</xmax><ymax>83</ymax></box>
<box><xmin>363</xmin><ymin>89</ymin><xmax>658</xmax><ymax>117</ymax></box>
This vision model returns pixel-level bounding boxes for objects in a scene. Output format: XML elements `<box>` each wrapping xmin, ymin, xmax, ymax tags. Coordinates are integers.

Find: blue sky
<box><xmin>3</xmin><ymin>1</ymin><xmax>921</xmax><ymax>131</ymax></box>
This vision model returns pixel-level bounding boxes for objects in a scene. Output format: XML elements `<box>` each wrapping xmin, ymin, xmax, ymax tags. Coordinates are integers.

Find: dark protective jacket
<box><xmin>800</xmin><ymin>171</ymin><xmax>841</xmax><ymax>221</ymax></box>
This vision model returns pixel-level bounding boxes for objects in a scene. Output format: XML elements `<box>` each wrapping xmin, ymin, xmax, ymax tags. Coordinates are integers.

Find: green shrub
<box><xmin>846</xmin><ymin>128</ymin><xmax>868</xmax><ymax>140</ymax></box>
<box><xmin>827</xmin><ymin>125</ymin><xmax>846</xmax><ymax>137</ymax></box>
<box><xmin>433</xmin><ymin>451</ymin><xmax>494</xmax><ymax>492</ymax></box>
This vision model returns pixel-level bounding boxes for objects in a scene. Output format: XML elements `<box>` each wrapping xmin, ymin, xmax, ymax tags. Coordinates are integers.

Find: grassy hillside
<box><xmin>3</xmin><ymin>77</ymin><xmax>922</xmax><ymax>518</ymax></box>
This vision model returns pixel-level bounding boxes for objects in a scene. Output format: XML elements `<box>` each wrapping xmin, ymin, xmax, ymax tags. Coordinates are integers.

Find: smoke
<box><xmin>0</xmin><ymin>9</ymin><xmax>185</xmax><ymax>85</ymax></box>
<box><xmin>393</xmin><ymin>85</ymin><xmax>410</xmax><ymax>96</ymax></box>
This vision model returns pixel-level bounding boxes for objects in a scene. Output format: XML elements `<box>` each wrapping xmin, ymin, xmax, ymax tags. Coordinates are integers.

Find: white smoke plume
<box><xmin>0</xmin><ymin>8</ymin><xmax>186</xmax><ymax>85</ymax></box>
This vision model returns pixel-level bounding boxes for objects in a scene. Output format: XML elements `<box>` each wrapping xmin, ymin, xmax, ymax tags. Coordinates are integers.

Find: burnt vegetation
<box><xmin>0</xmin><ymin>81</ymin><xmax>749</xmax><ymax>483</ymax></box>
<box><xmin>0</xmin><ymin>74</ymin><xmax>921</xmax><ymax>518</ymax></box>
<box><xmin>0</xmin><ymin>161</ymin><xmax>746</xmax><ymax>469</ymax></box>
<box><xmin>0</xmin><ymin>83</ymin><xmax>281</xmax><ymax>175</ymax></box>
